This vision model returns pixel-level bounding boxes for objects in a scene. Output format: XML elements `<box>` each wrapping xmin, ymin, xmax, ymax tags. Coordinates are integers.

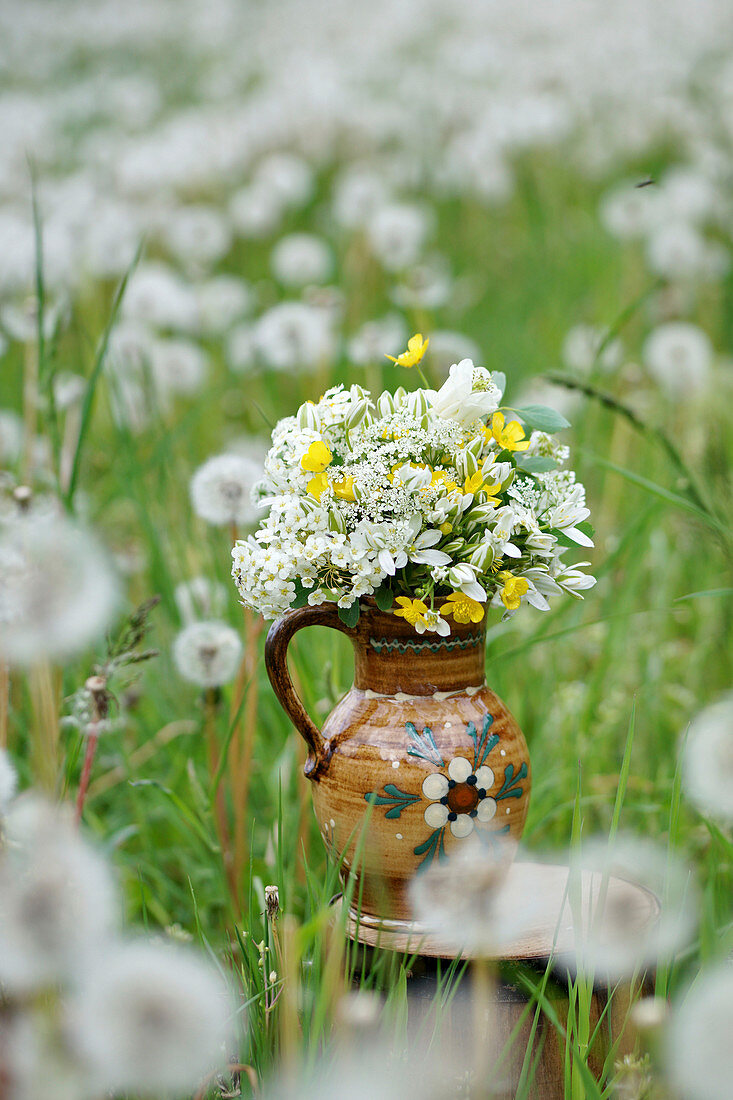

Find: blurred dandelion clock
<box><xmin>0</xmin><ymin>514</ymin><xmax>118</xmax><ymax>666</ymax></box>
<box><xmin>682</xmin><ymin>694</ymin><xmax>733</xmax><ymax>821</ymax></box>
<box><xmin>666</xmin><ymin>965</ymin><xmax>733</xmax><ymax>1100</ymax></box>
<box><xmin>563</xmin><ymin>835</ymin><xmax>697</xmax><ymax>980</ymax></box>
<box><xmin>409</xmin><ymin>837</ymin><xmax>534</xmax><ymax>956</ymax></box>
<box><xmin>0</xmin><ymin>747</ymin><xmax>17</xmax><ymax>813</ymax></box>
<box><xmin>173</xmin><ymin>620</ymin><xmax>242</xmax><ymax>687</ymax></box>
<box><xmin>190</xmin><ymin>452</ymin><xmax>262</xmax><ymax>527</ymax></box>
<box><xmin>69</xmin><ymin>940</ymin><xmax>235</xmax><ymax>1095</ymax></box>
<box><xmin>347</xmin><ymin>314</ymin><xmax>407</xmax><ymax>366</ymax></box>
<box><xmin>174</xmin><ymin>576</ymin><xmax>228</xmax><ymax>624</ymax></box>
<box><xmin>0</xmin><ymin>796</ymin><xmax>117</xmax><ymax>991</ymax></box>
<box><xmin>196</xmin><ymin>275</ymin><xmax>253</xmax><ymax>335</ymax></box>
<box><xmin>562</xmin><ymin>324</ymin><xmax>624</xmax><ymax>374</ymax></box>
<box><xmin>254</xmin><ymin>301</ymin><xmax>335</xmax><ymax>372</ymax></box>
<box><xmin>642</xmin><ymin>321</ymin><xmax>713</xmax><ymax>396</ymax></box>
<box><xmin>366</xmin><ymin>202</ymin><xmax>431</xmax><ymax>271</ymax></box>
<box><xmin>150</xmin><ymin>337</ymin><xmax>209</xmax><ymax>400</ymax></box>
<box><xmin>271</xmin><ymin>233</ymin><xmax>333</xmax><ymax>287</ymax></box>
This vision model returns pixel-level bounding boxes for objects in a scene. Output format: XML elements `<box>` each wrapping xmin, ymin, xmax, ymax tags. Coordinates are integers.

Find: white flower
<box><xmin>173</xmin><ymin>621</ymin><xmax>242</xmax><ymax>688</ymax></box>
<box><xmin>682</xmin><ymin>694</ymin><xmax>733</xmax><ymax>822</ymax></box>
<box><xmin>447</xmin><ymin>563</ymin><xmax>486</xmax><ymax>603</ymax></box>
<box><xmin>69</xmin><ymin>940</ymin><xmax>234</xmax><ymax>1095</ymax></box>
<box><xmin>642</xmin><ymin>321</ymin><xmax>713</xmax><ymax>397</ymax></box>
<box><xmin>429</xmin><ymin>359</ymin><xmax>500</xmax><ymax>425</ymax></box>
<box><xmin>190</xmin><ymin>452</ymin><xmax>262</xmax><ymax>527</ymax></box>
<box><xmin>544</xmin><ymin>489</ymin><xmax>593</xmax><ymax>546</ymax></box>
<box><xmin>666</xmin><ymin>965</ymin><xmax>733</xmax><ymax>1100</ymax></box>
<box><xmin>0</xmin><ymin>515</ymin><xmax>118</xmax><ymax>667</ymax></box>
<box><xmin>0</xmin><ymin>796</ymin><xmax>117</xmax><ymax>991</ymax></box>
<box><xmin>271</xmin><ymin>233</ymin><xmax>333</xmax><ymax>287</ymax></box>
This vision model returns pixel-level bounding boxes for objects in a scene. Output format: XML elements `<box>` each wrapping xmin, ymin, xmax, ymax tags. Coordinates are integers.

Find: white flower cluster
<box><xmin>232</xmin><ymin>355</ymin><xmax>596</xmax><ymax>632</ymax></box>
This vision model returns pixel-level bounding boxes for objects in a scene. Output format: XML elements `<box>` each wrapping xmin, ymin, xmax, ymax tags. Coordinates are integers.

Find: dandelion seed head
<box><xmin>0</xmin><ymin>796</ymin><xmax>117</xmax><ymax>991</ymax></box>
<box><xmin>173</xmin><ymin>620</ymin><xmax>242</xmax><ymax>687</ymax></box>
<box><xmin>666</xmin><ymin>965</ymin><xmax>733</xmax><ymax>1100</ymax></box>
<box><xmin>682</xmin><ymin>693</ymin><xmax>733</xmax><ymax>822</ymax></box>
<box><xmin>271</xmin><ymin>233</ymin><xmax>333</xmax><ymax>287</ymax></box>
<box><xmin>174</xmin><ymin>576</ymin><xmax>228</xmax><ymax>624</ymax></box>
<box><xmin>563</xmin><ymin>834</ymin><xmax>697</xmax><ymax>980</ymax></box>
<box><xmin>0</xmin><ymin>747</ymin><xmax>17</xmax><ymax>812</ymax></box>
<box><xmin>0</xmin><ymin>514</ymin><xmax>118</xmax><ymax>666</ymax></box>
<box><xmin>409</xmin><ymin>836</ymin><xmax>530</xmax><ymax>956</ymax></box>
<box><xmin>69</xmin><ymin>940</ymin><xmax>235</xmax><ymax>1095</ymax></box>
<box><xmin>643</xmin><ymin>321</ymin><xmax>713</xmax><ymax>396</ymax></box>
<box><xmin>190</xmin><ymin>452</ymin><xmax>262</xmax><ymax>527</ymax></box>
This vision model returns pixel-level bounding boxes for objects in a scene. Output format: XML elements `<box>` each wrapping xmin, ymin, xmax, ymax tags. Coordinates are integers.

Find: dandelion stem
<box><xmin>205</xmin><ymin>687</ymin><xmax>238</xmax><ymax>909</ymax></box>
<box><xmin>75</xmin><ymin>726</ymin><xmax>99</xmax><ymax>824</ymax></box>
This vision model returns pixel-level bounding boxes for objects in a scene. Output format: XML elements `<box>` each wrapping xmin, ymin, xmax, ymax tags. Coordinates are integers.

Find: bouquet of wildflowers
<box><xmin>232</xmin><ymin>335</ymin><xmax>595</xmax><ymax>634</ymax></box>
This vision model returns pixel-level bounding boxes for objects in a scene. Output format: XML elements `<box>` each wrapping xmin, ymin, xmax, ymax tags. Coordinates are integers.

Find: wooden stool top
<box><xmin>338</xmin><ymin>861</ymin><xmax>661</xmax><ymax>965</ymax></box>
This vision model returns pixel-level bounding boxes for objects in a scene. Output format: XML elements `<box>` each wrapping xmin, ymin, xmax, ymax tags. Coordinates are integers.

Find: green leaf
<box><xmin>514</xmin><ymin>404</ymin><xmax>571</xmax><ymax>432</ymax></box>
<box><xmin>337</xmin><ymin>602</ymin><xmax>360</xmax><ymax>628</ymax></box>
<box><xmin>515</xmin><ymin>455</ymin><xmax>557</xmax><ymax>474</ymax></box>
<box><xmin>290</xmin><ymin>580</ymin><xmax>310</xmax><ymax>609</ymax></box>
<box><xmin>374</xmin><ymin>585</ymin><xmax>394</xmax><ymax>612</ymax></box>
<box><xmin>576</xmin><ymin>520</ymin><xmax>594</xmax><ymax>538</ymax></box>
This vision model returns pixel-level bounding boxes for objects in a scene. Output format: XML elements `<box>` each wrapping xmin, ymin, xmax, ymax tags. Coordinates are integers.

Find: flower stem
<box><xmin>75</xmin><ymin>727</ymin><xmax>99</xmax><ymax>824</ymax></box>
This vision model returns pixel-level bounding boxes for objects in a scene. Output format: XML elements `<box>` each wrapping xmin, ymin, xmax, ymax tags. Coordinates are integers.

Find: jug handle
<box><xmin>264</xmin><ymin>604</ymin><xmax>353</xmax><ymax>780</ymax></box>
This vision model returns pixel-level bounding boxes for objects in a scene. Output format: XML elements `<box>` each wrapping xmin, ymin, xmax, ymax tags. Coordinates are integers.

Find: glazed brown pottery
<box><xmin>265</xmin><ymin>600</ymin><xmax>530</xmax><ymax>925</ymax></box>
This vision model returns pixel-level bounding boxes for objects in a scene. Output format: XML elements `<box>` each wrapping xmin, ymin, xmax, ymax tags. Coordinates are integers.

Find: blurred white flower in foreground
<box><xmin>666</xmin><ymin>965</ymin><xmax>733</xmax><ymax>1100</ymax></box>
<box><xmin>70</xmin><ymin>939</ymin><xmax>234</xmax><ymax>1095</ymax></box>
<box><xmin>682</xmin><ymin>693</ymin><xmax>733</xmax><ymax>822</ymax></box>
<box><xmin>190</xmin><ymin>452</ymin><xmax>262</xmax><ymax>527</ymax></box>
<box><xmin>0</xmin><ymin>747</ymin><xmax>18</xmax><ymax>812</ymax></box>
<box><xmin>0</xmin><ymin>796</ymin><xmax>116</xmax><ymax>991</ymax></box>
<box><xmin>562</xmin><ymin>324</ymin><xmax>623</xmax><ymax>374</ymax></box>
<box><xmin>409</xmin><ymin>837</ymin><xmax>532</xmax><ymax>956</ymax></box>
<box><xmin>271</xmin><ymin>232</ymin><xmax>333</xmax><ymax>287</ymax></box>
<box><xmin>173</xmin><ymin>620</ymin><xmax>242</xmax><ymax>687</ymax></box>
<box><xmin>0</xmin><ymin>514</ymin><xmax>118</xmax><ymax>666</ymax></box>
<box><xmin>562</xmin><ymin>835</ymin><xmax>697</xmax><ymax>980</ymax></box>
<box><xmin>642</xmin><ymin>321</ymin><xmax>713</xmax><ymax>396</ymax></box>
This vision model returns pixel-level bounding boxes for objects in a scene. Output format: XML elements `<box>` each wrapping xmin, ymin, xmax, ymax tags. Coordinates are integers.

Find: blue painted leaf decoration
<box><xmin>405</xmin><ymin>721</ymin><xmax>444</xmax><ymax>767</ymax></box>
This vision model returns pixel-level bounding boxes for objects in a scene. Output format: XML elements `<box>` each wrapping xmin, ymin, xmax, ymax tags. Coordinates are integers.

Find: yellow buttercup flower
<box><xmin>301</xmin><ymin>440</ymin><xmax>333</xmax><ymax>472</ymax></box>
<box><xmin>441</xmin><ymin>591</ymin><xmax>485</xmax><ymax>624</ymax></box>
<box><xmin>331</xmin><ymin>475</ymin><xmax>356</xmax><ymax>502</ymax></box>
<box><xmin>498</xmin><ymin>571</ymin><xmax>529</xmax><ymax>610</ymax></box>
<box><xmin>430</xmin><ymin>469</ymin><xmax>459</xmax><ymax>493</ymax></box>
<box><xmin>393</xmin><ymin>596</ymin><xmax>430</xmax><ymax>627</ymax></box>
<box><xmin>306</xmin><ymin>472</ymin><xmax>329</xmax><ymax>500</ymax></box>
<box><xmin>463</xmin><ymin>473</ymin><xmax>502</xmax><ymax>504</ymax></box>
<box><xmin>491</xmin><ymin>412</ymin><xmax>530</xmax><ymax>452</ymax></box>
<box><xmin>385</xmin><ymin>333</ymin><xmax>429</xmax><ymax>369</ymax></box>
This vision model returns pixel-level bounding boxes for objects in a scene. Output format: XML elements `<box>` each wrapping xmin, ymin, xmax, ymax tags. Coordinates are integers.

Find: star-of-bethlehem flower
<box><xmin>498</xmin><ymin>571</ymin><xmax>529</xmax><ymax>610</ymax></box>
<box><xmin>385</xmin><ymin>332</ymin><xmax>429</xmax><ymax>368</ymax></box>
<box><xmin>441</xmin><ymin>591</ymin><xmax>485</xmax><ymax>624</ymax></box>
<box><xmin>490</xmin><ymin>411</ymin><xmax>530</xmax><ymax>452</ymax></box>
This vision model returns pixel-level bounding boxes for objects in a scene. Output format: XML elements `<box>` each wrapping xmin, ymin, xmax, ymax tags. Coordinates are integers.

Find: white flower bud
<box><xmin>346</xmin><ymin>399</ymin><xmax>370</xmax><ymax>430</ymax></box>
<box><xmin>297</xmin><ymin>401</ymin><xmax>321</xmax><ymax>431</ymax></box>
<box><xmin>405</xmin><ymin>390</ymin><xmax>430</xmax><ymax>417</ymax></box>
<box><xmin>392</xmin><ymin>386</ymin><xmax>407</xmax><ymax>407</ymax></box>
<box><xmin>329</xmin><ymin>509</ymin><xmax>347</xmax><ymax>533</ymax></box>
<box><xmin>376</xmin><ymin>391</ymin><xmax>394</xmax><ymax>417</ymax></box>
<box><xmin>469</xmin><ymin>542</ymin><xmax>494</xmax><ymax>572</ymax></box>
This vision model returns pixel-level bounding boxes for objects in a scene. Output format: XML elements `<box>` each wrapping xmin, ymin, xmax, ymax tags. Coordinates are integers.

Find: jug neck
<box><xmin>349</xmin><ymin>602</ymin><xmax>486</xmax><ymax>696</ymax></box>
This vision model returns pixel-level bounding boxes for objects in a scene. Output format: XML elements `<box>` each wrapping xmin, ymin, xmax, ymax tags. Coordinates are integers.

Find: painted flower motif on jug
<box><xmin>365</xmin><ymin>712</ymin><xmax>528</xmax><ymax>867</ymax></box>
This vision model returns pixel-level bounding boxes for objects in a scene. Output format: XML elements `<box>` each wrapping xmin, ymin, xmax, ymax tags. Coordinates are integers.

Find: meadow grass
<box><xmin>2</xmin><ymin>147</ymin><xmax>732</xmax><ymax>1096</ymax></box>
